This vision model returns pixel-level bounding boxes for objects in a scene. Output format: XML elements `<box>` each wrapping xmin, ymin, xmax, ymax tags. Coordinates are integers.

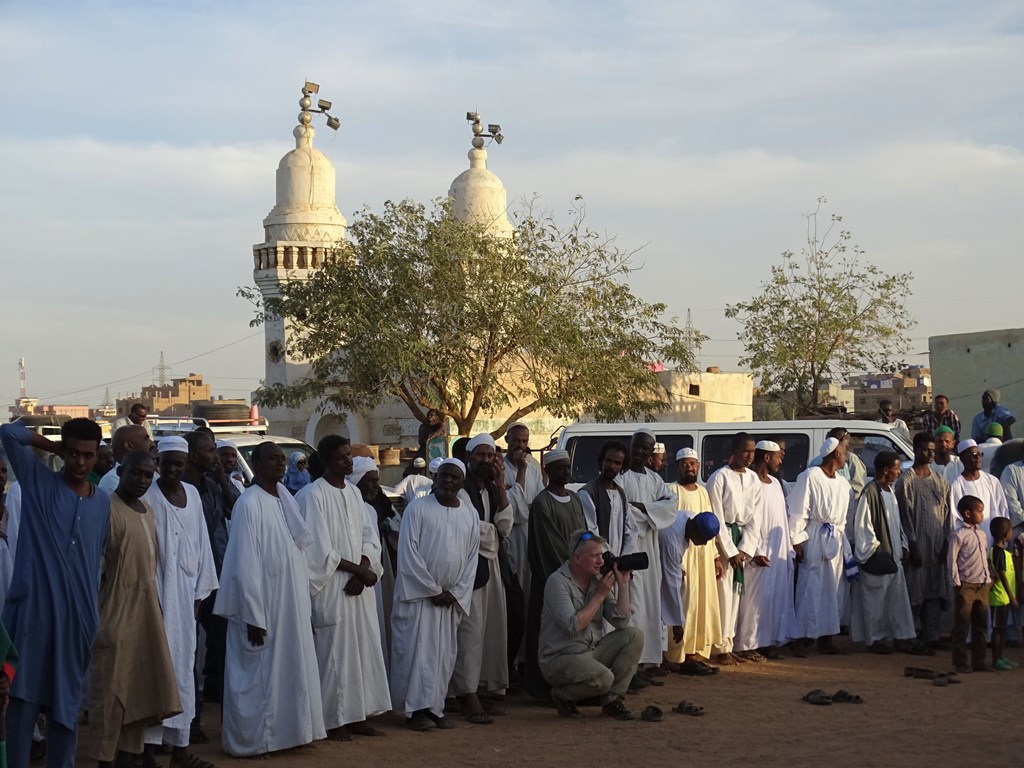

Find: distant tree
<box><xmin>241</xmin><ymin>197</ymin><xmax>702</xmax><ymax>436</ymax></box>
<box><xmin>725</xmin><ymin>198</ymin><xmax>914</xmax><ymax>417</ymax></box>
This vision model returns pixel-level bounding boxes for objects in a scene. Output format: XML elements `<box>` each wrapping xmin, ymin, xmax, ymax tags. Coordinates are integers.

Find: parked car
<box><xmin>554</xmin><ymin>419</ymin><xmax>915</xmax><ymax>488</ymax></box>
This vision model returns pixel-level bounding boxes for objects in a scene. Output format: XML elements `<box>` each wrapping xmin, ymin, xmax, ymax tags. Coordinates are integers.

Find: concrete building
<box><xmin>9</xmin><ymin>398</ymin><xmax>90</xmax><ymax>420</ymax></box>
<box><xmin>929</xmin><ymin>328</ymin><xmax>1023</xmax><ymax>427</ymax></box>
<box><xmin>656</xmin><ymin>369</ymin><xmax>753</xmax><ymax>422</ymax></box>
<box><xmin>115</xmin><ymin>373</ymin><xmax>213</xmax><ymax>418</ymax></box>
<box><xmin>844</xmin><ymin>366</ymin><xmax>932</xmax><ymax>416</ymax></box>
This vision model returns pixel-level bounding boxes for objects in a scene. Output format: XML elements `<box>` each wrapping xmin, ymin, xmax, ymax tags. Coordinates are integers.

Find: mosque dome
<box><xmin>448</xmin><ymin>146</ymin><xmax>513</xmax><ymax>238</ymax></box>
<box><xmin>262</xmin><ymin>121</ymin><xmax>347</xmax><ymax>244</ymax></box>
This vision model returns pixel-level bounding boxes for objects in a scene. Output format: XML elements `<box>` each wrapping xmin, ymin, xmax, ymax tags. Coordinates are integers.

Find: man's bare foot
<box><xmin>714</xmin><ymin>653</ymin><xmax>737</xmax><ymax>666</ymax></box>
<box><xmin>327</xmin><ymin>726</ymin><xmax>353</xmax><ymax>742</ymax></box>
<box><xmin>345</xmin><ymin>721</ymin><xmax>384</xmax><ymax>737</ymax></box>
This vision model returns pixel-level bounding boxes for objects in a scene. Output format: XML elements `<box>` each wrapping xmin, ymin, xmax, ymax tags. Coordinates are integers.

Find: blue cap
<box><xmin>693</xmin><ymin>511</ymin><xmax>720</xmax><ymax>539</ymax></box>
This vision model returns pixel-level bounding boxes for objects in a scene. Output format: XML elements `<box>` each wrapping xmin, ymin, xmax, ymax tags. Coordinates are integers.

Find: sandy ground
<box><xmin>74</xmin><ymin>642</ymin><xmax>1023</xmax><ymax>768</ymax></box>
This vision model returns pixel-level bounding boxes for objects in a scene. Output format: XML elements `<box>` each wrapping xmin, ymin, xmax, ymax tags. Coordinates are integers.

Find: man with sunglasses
<box><xmin>538</xmin><ymin>531</ymin><xmax>641</xmax><ymax>721</ymax></box>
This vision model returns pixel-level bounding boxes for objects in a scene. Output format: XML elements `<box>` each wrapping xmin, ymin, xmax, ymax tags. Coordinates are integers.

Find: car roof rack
<box><xmin>149</xmin><ymin>416</ymin><xmax>271</xmax><ymax>437</ymax></box>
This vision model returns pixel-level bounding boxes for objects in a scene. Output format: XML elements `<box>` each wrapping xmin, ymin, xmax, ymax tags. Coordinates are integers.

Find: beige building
<box><xmin>9</xmin><ymin>398</ymin><xmax>90</xmax><ymax>420</ymax></box>
<box><xmin>929</xmin><ymin>328</ymin><xmax>1023</xmax><ymax>426</ymax></box>
<box><xmin>654</xmin><ymin>369</ymin><xmax>752</xmax><ymax>422</ymax></box>
<box><xmin>116</xmin><ymin>373</ymin><xmax>212</xmax><ymax>417</ymax></box>
<box><xmin>844</xmin><ymin>366</ymin><xmax>932</xmax><ymax>416</ymax></box>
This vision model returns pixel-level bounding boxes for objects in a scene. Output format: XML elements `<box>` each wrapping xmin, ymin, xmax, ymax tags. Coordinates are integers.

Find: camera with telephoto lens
<box><xmin>600</xmin><ymin>551</ymin><xmax>649</xmax><ymax>576</ymax></box>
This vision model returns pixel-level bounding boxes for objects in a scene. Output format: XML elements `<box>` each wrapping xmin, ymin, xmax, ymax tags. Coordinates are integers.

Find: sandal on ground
<box><xmin>932</xmin><ymin>673</ymin><xmax>949</xmax><ymax>687</ymax></box>
<box><xmin>945</xmin><ymin>671</ymin><xmax>962</xmax><ymax>684</ymax></box>
<box><xmin>679</xmin><ymin>660</ymin><xmax>716</xmax><ymax>676</ymax></box>
<box><xmin>905</xmin><ymin>667</ymin><xmax>937</xmax><ymax>679</ymax></box>
<box><xmin>994</xmin><ymin>658</ymin><xmax>1014</xmax><ymax>671</ymax></box>
<box><xmin>641</xmin><ymin>705</ymin><xmax>663</xmax><ymax>722</ymax></box>
<box><xmin>740</xmin><ymin>650</ymin><xmax>767</xmax><ymax>663</ymax></box>
<box><xmin>177</xmin><ymin>755</ymin><xmax>217</xmax><ymax>768</ymax></box>
<box><xmin>464</xmin><ymin>711</ymin><xmax>493</xmax><ymax>725</ymax></box>
<box><xmin>802</xmin><ymin>689</ymin><xmax>832</xmax><ymax>705</ymax></box>
<box><xmin>831</xmin><ymin>689</ymin><xmax>863</xmax><ymax>704</ymax></box>
<box><xmin>672</xmin><ymin>700</ymin><xmax>705</xmax><ymax>717</ymax></box>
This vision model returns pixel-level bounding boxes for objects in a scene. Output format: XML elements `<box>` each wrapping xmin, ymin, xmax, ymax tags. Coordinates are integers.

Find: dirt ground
<box><xmin>75</xmin><ymin>642</ymin><xmax>1022</xmax><ymax>768</ymax></box>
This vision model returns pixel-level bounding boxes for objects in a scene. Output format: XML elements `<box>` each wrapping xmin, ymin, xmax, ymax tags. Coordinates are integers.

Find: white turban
<box><xmin>957</xmin><ymin>439</ymin><xmax>978</xmax><ymax>455</ymax></box>
<box><xmin>438</xmin><ymin>457</ymin><xmax>466</xmax><ymax>476</ymax></box>
<box><xmin>348</xmin><ymin>456</ymin><xmax>378</xmax><ymax>486</ymax></box>
<box><xmin>158</xmin><ymin>436</ymin><xmax>189</xmax><ymax>454</ymax></box>
<box><xmin>428</xmin><ymin>457</ymin><xmax>442</xmax><ymax>474</ymax></box>
<box><xmin>756</xmin><ymin>440</ymin><xmax>781</xmax><ymax>452</ymax></box>
<box><xmin>819</xmin><ymin>437</ymin><xmax>840</xmax><ymax>458</ymax></box>
<box><xmin>653</xmin><ymin>442</ymin><xmax>666</xmax><ymax>454</ymax></box>
<box><xmin>542</xmin><ymin>449</ymin><xmax>570</xmax><ymax>467</ymax></box>
<box><xmin>466</xmin><ymin>433</ymin><xmax>497</xmax><ymax>453</ymax></box>
<box><xmin>215</xmin><ymin>439</ymin><xmax>237</xmax><ymax>451</ymax></box>
<box><xmin>676</xmin><ymin>447</ymin><xmax>698</xmax><ymax>461</ymax></box>
<box><xmin>633</xmin><ymin>427</ymin><xmax>657</xmax><ymax>441</ymax></box>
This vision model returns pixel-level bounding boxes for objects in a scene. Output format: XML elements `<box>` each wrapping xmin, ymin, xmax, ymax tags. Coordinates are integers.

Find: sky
<box><xmin>1</xmin><ymin>0</ymin><xmax>1022</xmax><ymax>408</ymax></box>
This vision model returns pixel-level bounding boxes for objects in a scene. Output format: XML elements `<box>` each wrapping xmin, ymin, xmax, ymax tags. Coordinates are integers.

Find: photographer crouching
<box><xmin>538</xmin><ymin>531</ymin><xmax>643</xmax><ymax>720</ymax></box>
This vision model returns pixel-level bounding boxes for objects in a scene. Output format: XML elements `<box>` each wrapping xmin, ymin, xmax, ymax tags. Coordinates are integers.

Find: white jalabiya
<box><xmin>789</xmin><ymin>467</ymin><xmax>853</xmax><ymax>639</ymax></box>
<box><xmin>579</xmin><ymin>485</ymin><xmax>638</xmax><ymax>556</ymax></box>
<box><xmin>616</xmin><ymin>469</ymin><xmax>678</xmax><ymax>665</ymax></box>
<box><xmin>706</xmin><ymin>466</ymin><xmax>762</xmax><ymax>654</ymax></box>
<box><xmin>143</xmin><ymin>481</ymin><xmax>218</xmax><ymax>747</ymax></box>
<box><xmin>297</xmin><ymin>478</ymin><xmax>391</xmax><ymax>730</ymax></box>
<box><xmin>390</xmin><ymin>495</ymin><xmax>479</xmax><ymax>718</ymax></box>
<box><xmin>735</xmin><ymin>476</ymin><xmax>796</xmax><ymax>651</ymax></box>
<box><xmin>949</xmin><ymin>471</ymin><xmax>1009</xmax><ymax>544</ymax></box>
<box><xmin>214</xmin><ymin>485</ymin><xmax>325</xmax><ymax>756</ymax></box>
<box><xmin>392</xmin><ymin>474</ymin><xmax>433</xmax><ymax>506</ymax></box>
<box><xmin>931</xmin><ymin>457</ymin><xmax>964</xmax><ymax>487</ymax></box>
<box><xmin>658</xmin><ymin>512</ymin><xmax>692</xmax><ymax>628</ymax></box>
<box><xmin>1002</xmin><ymin>462</ymin><xmax>1024</xmax><ymax>530</ymax></box>
<box><xmin>504</xmin><ymin>456</ymin><xmax>544</xmax><ymax>659</ymax></box>
<box><xmin>452</xmin><ymin>488</ymin><xmax>513</xmax><ymax>695</ymax></box>
<box><xmin>850</xmin><ymin>484</ymin><xmax>916</xmax><ymax>644</ymax></box>
<box><xmin>0</xmin><ymin>482</ymin><xmax>21</xmax><ymax>612</ymax></box>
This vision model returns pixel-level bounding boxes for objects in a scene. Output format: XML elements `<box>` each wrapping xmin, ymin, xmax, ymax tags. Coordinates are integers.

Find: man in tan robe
<box><xmin>90</xmin><ymin>451</ymin><xmax>181</xmax><ymax>768</ymax></box>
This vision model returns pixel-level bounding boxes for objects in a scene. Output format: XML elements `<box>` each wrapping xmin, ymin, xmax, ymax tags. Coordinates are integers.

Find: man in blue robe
<box><xmin>0</xmin><ymin>419</ymin><xmax>110</xmax><ymax>768</ymax></box>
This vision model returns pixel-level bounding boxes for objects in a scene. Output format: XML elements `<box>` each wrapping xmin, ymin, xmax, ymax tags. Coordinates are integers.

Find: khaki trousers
<box><xmin>541</xmin><ymin>627</ymin><xmax>643</xmax><ymax>705</ymax></box>
<box><xmin>952</xmin><ymin>582</ymin><xmax>989</xmax><ymax>669</ymax></box>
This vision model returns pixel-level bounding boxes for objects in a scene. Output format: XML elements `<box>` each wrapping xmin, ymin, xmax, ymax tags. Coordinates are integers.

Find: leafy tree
<box><xmin>241</xmin><ymin>197</ymin><xmax>702</xmax><ymax>436</ymax></box>
<box><xmin>725</xmin><ymin>198</ymin><xmax>914</xmax><ymax>416</ymax></box>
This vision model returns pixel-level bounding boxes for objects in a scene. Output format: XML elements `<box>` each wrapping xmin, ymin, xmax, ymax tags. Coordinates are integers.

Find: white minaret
<box><xmin>448</xmin><ymin>112</ymin><xmax>513</xmax><ymax>237</ymax></box>
<box><xmin>253</xmin><ymin>83</ymin><xmax>347</xmax><ymax>438</ymax></box>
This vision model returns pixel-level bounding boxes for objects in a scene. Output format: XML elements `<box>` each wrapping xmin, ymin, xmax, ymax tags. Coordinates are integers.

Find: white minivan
<box><xmin>554</xmin><ymin>420</ymin><xmax>915</xmax><ymax>488</ymax></box>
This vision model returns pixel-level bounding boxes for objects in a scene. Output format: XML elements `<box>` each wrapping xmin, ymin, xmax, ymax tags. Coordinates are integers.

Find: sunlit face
<box><xmin>734</xmin><ymin>439</ymin><xmax>756</xmax><ymax>469</ymax></box>
<box><xmin>572</xmin><ymin>539</ymin><xmax>605</xmax><ymax>578</ymax></box>
<box><xmin>506</xmin><ymin>427</ymin><xmax>529</xmax><ymax>454</ymax></box>
<box><xmin>961</xmin><ymin>447</ymin><xmax>982</xmax><ymax>472</ymax></box>
<box><xmin>159</xmin><ymin>451</ymin><xmax>188</xmax><ymax>483</ymax></box>
<box><xmin>63</xmin><ymin>437</ymin><xmax>99</xmax><ymax>484</ymax></box>
<box><xmin>469</xmin><ymin>444</ymin><xmax>496</xmax><ymax>480</ymax></box>
<box><xmin>546</xmin><ymin>459</ymin><xmax>571</xmax><ymax>486</ymax></box>
<box><xmin>960</xmin><ymin>502</ymin><xmax>984</xmax><ymax>527</ymax></box>
<box><xmin>255</xmin><ymin>443</ymin><xmax>287</xmax><ymax>484</ymax></box>
<box><xmin>935</xmin><ymin>397</ymin><xmax>948</xmax><ymax>414</ymax></box>
<box><xmin>218</xmin><ymin>446</ymin><xmax>239</xmax><ymax>472</ymax></box>
<box><xmin>936</xmin><ymin>432</ymin><xmax>955</xmax><ymax>455</ymax></box>
<box><xmin>119</xmin><ymin>457</ymin><xmax>156</xmax><ymax>499</ymax></box>
<box><xmin>914</xmin><ymin>440</ymin><xmax>935</xmax><ymax>465</ymax></box>
<box><xmin>765</xmin><ymin>450</ymin><xmax>784</xmax><ymax>473</ymax></box>
<box><xmin>877</xmin><ymin>459</ymin><xmax>901</xmax><ymax>486</ymax></box>
<box><xmin>324</xmin><ymin>442</ymin><xmax>353</xmax><ymax>479</ymax></box>
<box><xmin>678</xmin><ymin>458</ymin><xmax>700</xmax><ymax>484</ymax></box>
<box><xmin>191</xmin><ymin>434</ymin><xmax>218</xmax><ymax>472</ymax></box>
<box><xmin>601</xmin><ymin>449</ymin><xmax>626</xmax><ymax>482</ymax></box>
<box><xmin>435</xmin><ymin>465</ymin><xmax>464</xmax><ymax>502</ymax></box>
<box><xmin>630</xmin><ymin>434</ymin><xmax>655</xmax><ymax>468</ymax></box>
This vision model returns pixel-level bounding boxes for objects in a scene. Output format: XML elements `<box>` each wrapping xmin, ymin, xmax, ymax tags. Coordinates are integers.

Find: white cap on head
<box><xmin>466</xmin><ymin>433</ymin><xmax>497</xmax><ymax>453</ymax></box>
<box><xmin>215</xmin><ymin>439</ymin><xmax>237</xmax><ymax>450</ymax></box>
<box><xmin>819</xmin><ymin>437</ymin><xmax>840</xmax><ymax>458</ymax></box>
<box><xmin>347</xmin><ymin>456</ymin><xmax>378</xmax><ymax>486</ymax></box>
<box><xmin>428</xmin><ymin>457</ymin><xmax>442</xmax><ymax>474</ymax></box>
<box><xmin>633</xmin><ymin>427</ymin><xmax>657</xmax><ymax>441</ymax></box>
<box><xmin>413</xmin><ymin>457</ymin><xmax>427</xmax><ymax>468</ymax></box>
<box><xmin>158</xmin><ymin>436</ymin><xmax>189</xmax><ymax>454</ymax></box>
<box><xmin>756</xmin><ymin>440</ymin><xmax>781</xmax><ymax>452</ymax></box>
<box><xmin>438</xmin><ymin>457</ymin><xmax>466</xmax><ymax>475</ymax></box>
<box><xmin>957</xmin><ymin>439</ymin><xmax>978</xmax><ymax>454</ymax></box>
<box><xmin>653</xmin><ymin>442</ymin><xmax>666</xmax><ymax>454</ymax></box>
<box><xmin>505</xmin><ymin>422</ymin><xmax>529</xmax><ymax>434</ymax></box>
<box><xmin>542</xmin><ymin>449</ymin><xmax>570</xmax><ymax>467</ymax></box>
<box><xmin>676</xmin><ymin>447</ymin><xmax>698</xmax><ymax>461</ymax></box>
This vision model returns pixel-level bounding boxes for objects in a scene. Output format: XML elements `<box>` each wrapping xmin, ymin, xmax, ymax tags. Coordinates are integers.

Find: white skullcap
<box><xmin>756</xmin><ymin>440</ymin><xmax>781</xmax><ymax>452</ymax></box>
<box><xmin>676</xmin><ymin>447</ymin><xmax>698</xmax><ymax>461</ymax></box>
<box><xmin>438</xmin><ymin>457</ymin><xmax>466</xmax><ymax>476</ymax></box>
<box><xmin>215</xmin><ymin>439</ymin><xmax>237</xmax><ymax>450</ymax></box>
<box><xmin>348</xmin><ymin>456</ymin><xmax>378</xmax><ymax>486</ymax></box>
<box><xmin>158</xmin><ymin>436</ymin><xmax>189</xmax><ymax>454</ymax></box>
<box><xmin>413</xmin><ymin>457</ymin><xmax>427</xmax><ymax>468</ymax></box>
<box><xmin>542</xmin><ymin>449</ymin><xmax>570</xmax><ymax>466</ymax></box>
<box><xmin>633</xmin><ymin>427</ymin><xmax>657</xmax><ymax>441</ymax></box>
<box><xmin>428</xmin><ymin>457</ymin><xmax>442</xmax><ymax>474</ymax></box>
<box><xmin>653</xmin><ymin>442</ymin><xmax>666</xmax><ymax>454</ymax></box>
<box><xmin>819</xmin><ymin>437</ymin><xmax>840</xmax><ymax>458</ymax></box>
<box><xmin>466</xmin><ymin>433</ymin><xmax>497</xmax><ymax>452</ymax></box>
<box><xmin>505</xmin><ymin>422</ymin><xmax>529</xmax><ymax>434</ymax></box>
<box><xmin>957</xmin><ymin>439</ymin><xmax>978</xmax><ymax>454</ymax></box>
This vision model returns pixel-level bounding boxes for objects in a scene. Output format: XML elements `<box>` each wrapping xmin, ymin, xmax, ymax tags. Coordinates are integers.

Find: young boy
<box><xmin>989</xmin><ymin>517</ymin><xmax>1018</xmax><ymax>670</ymax></box>
<box><xmin>947</xmin><ymin>495</ymin><xmax>992</xmax><ymax>673</ymax></box>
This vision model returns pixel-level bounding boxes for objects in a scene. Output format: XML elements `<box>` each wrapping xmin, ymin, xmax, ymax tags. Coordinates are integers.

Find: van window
<box><xmin>848</xmin><ymin>432</ymin><xmax>910</xmax><ymax>478</ymax></box>
<box><xmin>700</xmin><ymin>433</ymin><xmax>810</xmax><ymax>483</ymax></box>
<box><xmin>566</xmin><ymin>434</ymin><xmax>694</xmax><ymax>485</ymax></box>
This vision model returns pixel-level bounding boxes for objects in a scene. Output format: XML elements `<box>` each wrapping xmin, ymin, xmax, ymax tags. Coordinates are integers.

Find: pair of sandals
<box><xmin>802</xmin><ymin>689</ymin><xmax>863</xmax><ymax>705</ymax></box>
<box><xmin>904</xmin><ymin>666</ymin><xmax>962</xmax><ymax>686</ymax></box>
<box><xmin>634</xmin><ymin>700</ymin><xmax>705</xmax><ymax>722</ymax></box>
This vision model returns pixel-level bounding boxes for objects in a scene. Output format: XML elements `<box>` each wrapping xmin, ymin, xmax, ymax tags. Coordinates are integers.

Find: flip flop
<box><xmin>945</xmin><ymin>671</ymin><xmax>962</xmax><ymax>685</ymax></box>
<box><xmin>464</xmin><ymin>711</ymin><xmax>493</xmax><ymax>725</ymax></box>
<box><xmin>802</xmin><ymin>689</ymin><xmax>832</xmax><ymax>705</ymax></box>
<box><xmin>831</xmin><ymin>689</ymin><xmax>863</xmax><ymax>704</ymax></box>
<box><xmin>906</xmin><ymin>667</ymin><xmax>937</xmax><ymax>680</ymax></box>
<box><xmin>933</xmin><ymin>673</ymin><xmax>949</xmax><ymax>687</ymax></box>
<box><xmin>641</xmin><ymin>705</ymin><xmax>663</xmax><ymax>722</ymax></box>
<box><xmin>672</xmin><ymin>700</ymin><xmax>705</xmax><ymax>717</ymax></box>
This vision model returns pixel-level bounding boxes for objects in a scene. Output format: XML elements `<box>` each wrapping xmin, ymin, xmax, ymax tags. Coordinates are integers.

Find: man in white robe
<box><xmin>850</xmin><ymin>451</ymin><xmax>918</xmax><ymax>652</ymax></box>
<box><xmin>616</xmin><ymin>430</ymin><xmax>678</xmax><ymax>679</ymax></box>
<box><xmin>949</xmin><ymin>440</ymin><xmax>1009</xmax><ymax>544</ymax></box>
<box><xmin>142</xmin><ymin>436</ymin><xmax>218</xmax><ymax>766</ymax></box>
<box><xmin>735</xmin><ymin>441</ymin><xmax>796</xmax><ymax>658</ymax></box>
<box><xmin>98</xmin><ymin>425</ymin><xmax>155</xmax><ymax>497</ymax></box>
<box><xmin>579</xmin><ymin>441</ymin><xmax>637</xmax><ymax>558</ymax></box>
<box><xmin>503</xmin><ymin>423</ymin><xmax>544</xmax><ymax>670</ymax></box>
<box><xmin>1001</xmin><ymin>456</ymin><xmax>1024</xmax><ymax>538</ymax></box>
<box><xmin>297</xmin><ymin>436</ymin><xmax>391</xmax><ymax>740</ymax></box>
<box><xmin>390</xmin><ymin>459</ymin><xmax>479</xmax><ymax>732</ymax></box>
<box><xmin>213</xmin><ymin>442</ymin><xmax>325</xmax><ymax>757</ymax></box>
<box><xmin>707</xmin><ymin>432</ymin><xmax>761</xmax><ymax>664</ymax></box>
<box><xmin>453</xmin><ymin>433</ymin><xmax>513</xmax><ymax>722</ymax></box>
<box><xmin>789</xmin><ymin>436</ymin><xmax>854</xmax><ymax>656</ymax></box>
<box><xmin>391</xmin><ymin>458</ymin><xmax>433</xmax><ymax>506</ymax></box>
